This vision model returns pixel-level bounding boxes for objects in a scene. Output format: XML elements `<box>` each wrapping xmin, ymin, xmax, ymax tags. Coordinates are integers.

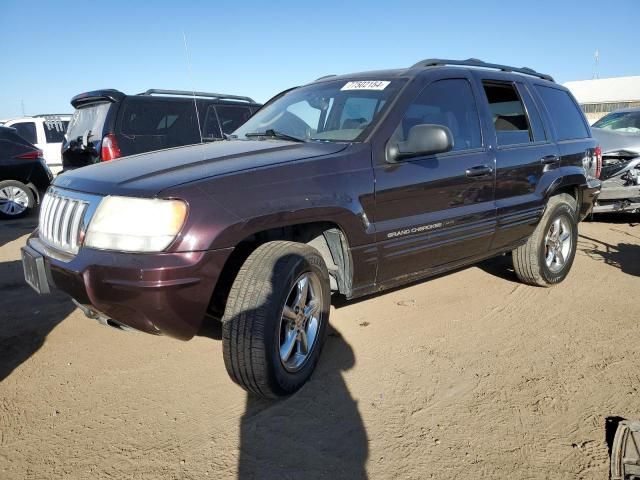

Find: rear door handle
<box><xmin>541</xmin><ymin>155</ymin><xmax>560</xmax><ymax>165</ymax></box>
<box><xmin>465</xmin><ymin>165</ymin><xmax>493</xmax><ymax>177</ymax></box>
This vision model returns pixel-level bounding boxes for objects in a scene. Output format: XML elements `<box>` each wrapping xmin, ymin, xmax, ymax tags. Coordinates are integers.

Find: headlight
<box><xmin>84</xmin><ymin>196</ymin><xmax>187</xmax><ymax>252</ymax></box>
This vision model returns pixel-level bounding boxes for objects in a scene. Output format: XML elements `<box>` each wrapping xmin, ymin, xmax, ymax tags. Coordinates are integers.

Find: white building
<box><xmin>563</xmin><ymin>76</ymin><xmax>640</xmax><ymax>123</ymax></box>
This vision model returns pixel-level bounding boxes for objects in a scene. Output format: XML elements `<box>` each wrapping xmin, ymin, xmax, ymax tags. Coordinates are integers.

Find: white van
<box><xmin>3</xmin><ymin>115</ymin><xmax>71</xmax><ymax>174</ymax></box>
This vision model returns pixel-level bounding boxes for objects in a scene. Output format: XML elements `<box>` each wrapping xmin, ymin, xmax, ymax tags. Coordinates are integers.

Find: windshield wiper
<box><xmin>244</xmin><ymin>129</ymin><xmax>306</xmax><ymax>143</ymax></box>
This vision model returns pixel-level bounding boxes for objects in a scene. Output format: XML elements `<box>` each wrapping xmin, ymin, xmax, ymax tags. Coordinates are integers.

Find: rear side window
<box><xmin>43</xmin><ymin>119</ymin><xmax>69</xmax><ymax>143</ymax></box>
<box><xmin>535</xmin><ymin>86</ymin><xmax>589</xmax><ymax>140</ymax></box>
<box><xmin>482</xmin><ymin>82</ymin><xmax>531</xmax><ymax>146</ymax></box>
<box><xmin>394</xmin><ymin>78</ymin><xmax>482</xmax><ymax>151</ymax></box>
<box><xmin>12</xmin><ymin>122</ymin><xmax>37</xmax><ymax>145</ymax></box>
<box><xmin>118</xmin><ymin>99</ymin><xmax>200</xmax><ymax>145</ymax></box>
<box><xmin>216</xmin><ymin>106</ymin><xmax>253</xmax><ymax>134</ymax></box>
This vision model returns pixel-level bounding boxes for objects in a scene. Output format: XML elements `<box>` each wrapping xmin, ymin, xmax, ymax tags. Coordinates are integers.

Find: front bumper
<box><xmin>26</xmin><ymin>236</ymin><xmax>233</xmax><ymax>340</ymax></box>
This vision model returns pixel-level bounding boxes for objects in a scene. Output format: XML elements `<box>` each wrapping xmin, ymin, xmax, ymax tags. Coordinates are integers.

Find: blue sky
<box><xmin>1</xmin><ymin>0</ymin><xmax>638</xmax><ymax>118</ymax></box>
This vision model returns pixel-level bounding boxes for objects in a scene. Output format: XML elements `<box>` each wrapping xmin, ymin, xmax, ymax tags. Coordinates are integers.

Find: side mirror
<box><xmin>387</xmin><ymin>124</ymin><xmax>454</xmax><ymax>163</ymax></box>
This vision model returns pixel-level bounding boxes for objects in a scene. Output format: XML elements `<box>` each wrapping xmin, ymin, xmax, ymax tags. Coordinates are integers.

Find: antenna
<box><xmin>21</xmin><ymin>99</ymin><xmax>25</xmax><ymax>116</ymax></box>
<box><xmin>593</xmin><ymin>49</ymin><xmax>600</xmax><ymax>79</ymax></box>
<box><xmin>182</xmin><ymin>31</ymin><xmax>204</xmax><ymax>144</ymax></box>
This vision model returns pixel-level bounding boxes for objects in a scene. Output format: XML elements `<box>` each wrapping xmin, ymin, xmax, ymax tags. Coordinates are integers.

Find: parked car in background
<box><xmin>62</xmin><ymin>89</ymin><xmax>261</xmax><ymax>170</ymax></box>
<box><xmin>3</xmin><ymin>115</ymin><xmax>71</xmax><ymax>175</ymax></box>
<box><xmin>23</xmin><ymin>58</ymin><xmax>600</xmax><ymax>397</ymax></box>
<box><xmin>590</xmin><ymin>107</ymin><xmax>640</xmax><ymax>213</ymax></box>
<box><xmin>592</xmin><ymin>107</ymin><xmax>640</xmax><ymax>133</ymax></box>
<box><xmin>0</xmin><ymin>126</ymin><xmax>51</xmax><ymax>219</ymax></box>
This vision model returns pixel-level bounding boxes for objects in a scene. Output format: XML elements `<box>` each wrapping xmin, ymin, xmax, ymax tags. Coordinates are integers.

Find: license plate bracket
<box><xmin>21</xmin><ymin>245</ymin><xmax>50</xmax><ymax>294</ymax></box>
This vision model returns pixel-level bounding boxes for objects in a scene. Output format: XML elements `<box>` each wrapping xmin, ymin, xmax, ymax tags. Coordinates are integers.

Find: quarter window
<box><xmin>393</xmin><ymin>79</ymin><xmax>482</xmax><ymax>152</ymax></box>
<box><xmin>535</xmin><ymin>86</ymin><xmax>589</xmax><ymax>141</ymax></box>
<box><xmin>483</xmin><ymin>82</ymin><xmax>532</xmax><ymax>146</ymax></box>
<box><xmin>12</xmin><ymin>122</ymin><xmax>37</xmax><ymax>145</ymax></box>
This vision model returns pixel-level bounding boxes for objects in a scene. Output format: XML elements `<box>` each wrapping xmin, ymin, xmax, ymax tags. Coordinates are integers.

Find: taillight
<box><xmin>594</xmin><ymin>146</ymin><xmax>602</xmax><ymax>179</ymax></box>
<box><xmin>15</xmin><ymin>149</ymin><xmax>43</xmax><ymax>160</ymax></box>
<box><xmin>101</xmin><ymin>134</ymin><xmax>121</xmax><ymax>161</ymax></box>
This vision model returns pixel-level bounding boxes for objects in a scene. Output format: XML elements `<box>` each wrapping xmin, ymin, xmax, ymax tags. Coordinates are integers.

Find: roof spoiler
<box><xmin>70</xmin><ymin>89</ymin><xmax>126</xmax><ymax>108</ymax></box>
<box><xmin>411</xmin><ymin>58</ymin><xmax>555</xmax><ymax>82</ymax></box>
<box><xmin>137</xmin><ymin>89</ymin><xmax>256</xmax><ymax>103</ymax></box>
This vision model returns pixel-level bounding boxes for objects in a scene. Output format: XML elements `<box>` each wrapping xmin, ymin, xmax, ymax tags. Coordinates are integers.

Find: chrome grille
<box><xmin>39</xmin><ymin>191</ymin><xmax>89</xmax><ymax>255</ymax></box>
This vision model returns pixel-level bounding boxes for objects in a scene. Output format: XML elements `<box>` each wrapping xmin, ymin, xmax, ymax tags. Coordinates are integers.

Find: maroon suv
<box><xmin>22</xmin><ymin>59</ymin><xmax>601</xmax><ymax>398</ymax></box>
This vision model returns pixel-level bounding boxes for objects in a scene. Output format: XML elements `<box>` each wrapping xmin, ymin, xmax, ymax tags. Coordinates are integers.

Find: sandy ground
<box><xmin>0</xmin><ymin>213</ymin><xmax>639</xmax><ymax>479</ymax></box>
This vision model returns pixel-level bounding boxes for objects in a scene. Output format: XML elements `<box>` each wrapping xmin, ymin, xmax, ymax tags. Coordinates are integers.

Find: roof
<box><xmin>564</xmin><ymin>76</ymin><xmax>640</xmax><ymax>104</ymax></box>
<box><xmin>311</xmin><ymin>58</ymin><xmax>556</xmax><ymax>86</ymax></box>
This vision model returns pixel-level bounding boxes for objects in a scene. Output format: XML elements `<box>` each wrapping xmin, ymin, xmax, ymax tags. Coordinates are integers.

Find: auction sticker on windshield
<box><xmin>341</xmin><ymin>81</ymin><xmax>390</xmax><ymax>91</ymax></box>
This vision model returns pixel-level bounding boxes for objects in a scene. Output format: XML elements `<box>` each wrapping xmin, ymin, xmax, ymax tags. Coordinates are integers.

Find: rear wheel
<box><xmin>222</xmin><ymin>241</ymin><xmax>330</xmax><ymax>398</ymax></box>
<box><xmin>0</xmin><ymin>180</ymin><xmax>35</xmax><ymax>219</ymax></box>
<box><xmin>512</xmin><ymin>193</ymin><xmax>578</xmax><ymax>286</ymax></box>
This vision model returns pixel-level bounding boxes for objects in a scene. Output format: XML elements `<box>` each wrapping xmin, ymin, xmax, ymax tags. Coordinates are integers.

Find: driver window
<box><xmin>392</xmin><ymin>79</ymin><xmax>482</xmax><ymax>152</ymax></box>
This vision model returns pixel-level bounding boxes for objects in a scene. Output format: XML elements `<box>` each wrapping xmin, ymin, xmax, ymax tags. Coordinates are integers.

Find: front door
<box><xmin>373</xmin><ymin>76</ymin><xmax>496</xmax><ymax>284</ymax></box>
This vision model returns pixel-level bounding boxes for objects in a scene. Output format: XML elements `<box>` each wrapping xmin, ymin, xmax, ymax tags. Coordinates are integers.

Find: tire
<box><xmin>512</xmin><ymin>193</ymin><xmax>578</xmax><ymax>287</ymax></box>
<box><xmin>222</xmin><ymin>241</ymin><xmax>330</xmax><ymax>398</ymax></box>
<box><xmin>0</xmin><ymin>180</ymin><xmax>35</xmax><ymax>220</ymax></box>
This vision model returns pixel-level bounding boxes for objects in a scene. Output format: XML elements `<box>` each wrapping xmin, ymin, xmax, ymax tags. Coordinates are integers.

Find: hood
<box><xmin>53</xmin><ymin>140</ymin><xmax>349</xmax><ymax>196</ymax></box>
<box><xmin>591</xmin><ymin>128</ymin><xmax>640</xmax><ymax>155</ymax></box>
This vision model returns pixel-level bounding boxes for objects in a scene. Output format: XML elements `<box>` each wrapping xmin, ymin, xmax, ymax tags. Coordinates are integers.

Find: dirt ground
<box><xmin>0</xmin><ymin>213</ymin><xmax>639</xmax><ymax>479</ymax></box>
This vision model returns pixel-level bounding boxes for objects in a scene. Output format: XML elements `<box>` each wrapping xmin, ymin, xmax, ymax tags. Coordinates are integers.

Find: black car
<box><xmin>62</xmin><ymin>89</ymin><xmax>262</xmax><ymax>170</ymax></box>
<box><xmin>0</xmin><ymin>126</ymin><xmax>52</xmax><ymax>219</ymax></box>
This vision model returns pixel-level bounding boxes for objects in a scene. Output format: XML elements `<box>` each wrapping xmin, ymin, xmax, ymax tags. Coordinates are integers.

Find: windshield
<box><xmin>233</xmin><ymin>79</ymin><xmax>406</xmax><ymax>142</ymax></box>
<box><xmin>66</xmin><ymin>102</ymin><xmax>111</xmax><ymax>141</ymax></box>
<box><xmin>592</xmin><ymin>111</ymin><xmax>640</xmax><ymax>133</ymax></box>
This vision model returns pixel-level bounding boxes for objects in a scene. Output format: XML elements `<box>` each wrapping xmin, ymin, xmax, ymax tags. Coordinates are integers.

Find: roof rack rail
<box><xmin>137</xmin><ymin>89</ymin><xmax>256</xmax><ymax>103</ymax></box>
<box><xmin>33</xmin><ymin>113</ymin><xmax>71</xmax><ymax>118</ymax></box>
<box><xmin>411</xmin><ymin>58</ymin><xmax>554</xmax><ymax>82</ymax></box>
<box><xmin>315</xmin><ymin>74</ymin><xmax>337</xmax><ymax>81</ymax></box>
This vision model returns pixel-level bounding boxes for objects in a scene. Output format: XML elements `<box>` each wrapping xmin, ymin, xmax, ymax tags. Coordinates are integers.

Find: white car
<box><xmin>3</xmin><ymin>115</ymin><xmax>70</xmax><ymax>174</ymax></box>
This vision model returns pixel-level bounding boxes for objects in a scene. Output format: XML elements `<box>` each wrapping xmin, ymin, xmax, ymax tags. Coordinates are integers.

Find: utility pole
<box><xmin>21</xmin><ymin>98</ymin><xmax>25</xmax><ymax>116</ymax></box>
<box><xmin>593</xmin><ymin>49</ymin><xmax>600</xmax><ymax>79</ymax></box>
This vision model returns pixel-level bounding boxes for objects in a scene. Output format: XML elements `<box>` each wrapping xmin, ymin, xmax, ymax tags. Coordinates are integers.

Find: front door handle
<box><xmin>541</xmin><ymin>155</ymin><xmax>560</xmax><ymax>165</ymax></box>
<box><xmin>465</xmin><ymin>165</ymin><xmax>493</xmax><ymax>177</ymax></box>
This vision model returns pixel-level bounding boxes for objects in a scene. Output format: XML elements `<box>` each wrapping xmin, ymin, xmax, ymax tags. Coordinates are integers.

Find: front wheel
<box><xmin>222</xmin><ymin>241</ymin><xmax>330</xmax><ymax>398</ymax></box>
<box><xmin>512</xmin><ymin>193</ymin><xmax>578</xmax><ymax>287</ymax></box>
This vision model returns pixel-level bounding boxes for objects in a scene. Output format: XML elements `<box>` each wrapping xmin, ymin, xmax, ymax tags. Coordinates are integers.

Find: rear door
<box><xmin>472</xmin><ymin>74</ymin><xmax>559</xmax><ymax>250</ymax></box>
<box><xmin>374</xmin><ymin>73</ymin><xmax>496</xmax><ymax>284</ymax></box>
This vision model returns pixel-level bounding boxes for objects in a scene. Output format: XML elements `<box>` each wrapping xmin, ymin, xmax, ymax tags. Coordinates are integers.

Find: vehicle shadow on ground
<box><xmin>590</xmin><ymin>212</ymin><xmax>639</xmax><ymax>227</ymax></box>
<box><xmin>0</xmin><ymin>215</ymin><xmax>37</xmax><ymax>248</ymax></box>
<box><xmin>0</xmin><ymin>259</ymin><xmax>75</xmax><ymax>382</ymax></box>
<box><xmin>237</xmin><ymin>328</ymin><xmax>368</xmax><ymax>479</ymax></box>
<box><xmin>578</xmin><ymin>234</ymin><xmax>640</xmax><ymax>277</ymax></box>
<box><xmin>476</xmin><ymin>254</ymin><xmax>520</xmax><ymax>284</ymax></box>
<box><xmin>199</xmin><ymin>326</ymin><xmax>369</xmax><ymax>479</ymax></box>
<box><xmin>331</xmin><ymin>254</ymin><xmax>520</xmax><ymax>311</ymax></box>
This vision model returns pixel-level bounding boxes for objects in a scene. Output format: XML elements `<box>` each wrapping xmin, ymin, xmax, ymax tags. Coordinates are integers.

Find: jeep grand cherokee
<box><xmin>22</xmin><ymin>58</ymin><xmax>601</xmax><ymax>398</ymax></box>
